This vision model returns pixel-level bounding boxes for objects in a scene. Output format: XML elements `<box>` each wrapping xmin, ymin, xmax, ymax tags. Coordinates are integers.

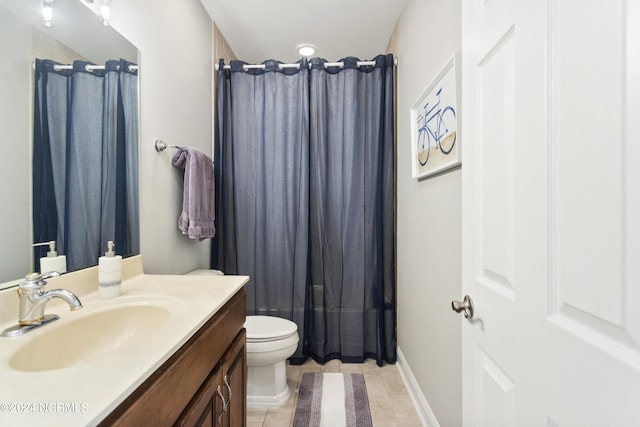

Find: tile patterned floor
<box><xmin>247</xmin><ymin>359</ymin><xmax>423</xmax><ymax>427</ymax></box>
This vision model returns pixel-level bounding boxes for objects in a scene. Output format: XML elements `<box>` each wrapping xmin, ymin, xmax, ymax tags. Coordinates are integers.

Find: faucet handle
<box><xmin>20</xmin><ymin>272</ymin><xmax>61</xmax><ymax>290</ymax></box>
<box><xmin>25</xmin><ymin>271</ymin><xmax>61</xmax><ymax>281</ymax></box>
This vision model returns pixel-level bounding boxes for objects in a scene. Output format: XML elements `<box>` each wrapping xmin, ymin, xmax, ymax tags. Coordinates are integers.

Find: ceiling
<box><xmin>200</xmin><ymin>0</ymin><xmax>407</xmax><ymax>64</ymax></box>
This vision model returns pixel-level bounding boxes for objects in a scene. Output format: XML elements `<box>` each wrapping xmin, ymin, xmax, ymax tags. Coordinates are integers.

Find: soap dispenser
<box><xmin>99</xmin><ymin>240</ymin><xmax>122</xmax><ymax>298</ymax></box>
<box><xmin>33</xmin><ymin>241</ymin><xmax>67</xmax><ymax>274</ymax></box>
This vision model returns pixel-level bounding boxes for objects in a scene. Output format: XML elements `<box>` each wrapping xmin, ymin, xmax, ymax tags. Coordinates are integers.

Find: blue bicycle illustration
<box><xmin>416</xmin><ymin>87</ymin><xmax>457</xmax><ymax>166</ymax></box>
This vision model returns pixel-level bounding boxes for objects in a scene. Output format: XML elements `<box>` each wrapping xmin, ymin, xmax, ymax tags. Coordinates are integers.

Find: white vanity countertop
<box><xmin>0</xmin><ymin>256</ymin><xmax>249</xmax><ymax>427</ymax></box>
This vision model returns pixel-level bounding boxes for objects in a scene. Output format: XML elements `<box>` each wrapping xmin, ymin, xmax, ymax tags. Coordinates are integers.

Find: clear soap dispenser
<box><xmin>33</xmin><ymin>241</ymin><xmax>67</xmax><ymax>274</ymax></box>
<box><xmin>98</xmin><ymin>240</ymin><xmax>122</xmax><ymax>298</ymax></box>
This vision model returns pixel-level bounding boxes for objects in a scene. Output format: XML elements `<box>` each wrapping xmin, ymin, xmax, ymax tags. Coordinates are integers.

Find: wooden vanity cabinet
<box><xmin>178</xmin><ymin>364</ymin><xmax>224</xmax><ymax>427</ymax></box>
<box><xmin>223</xmin><ymin>330</ymin><xmax>246</xmax><ymax>427</ymax></box>
<box><xmin>177</xmin><ymin>329</ymin><xmax>246</xmax><ymax>427</ymax></box>
<box><xmin>99</xmin><ymin>289</ymin><xmax>246</xmax><ymax>427</ymax></box>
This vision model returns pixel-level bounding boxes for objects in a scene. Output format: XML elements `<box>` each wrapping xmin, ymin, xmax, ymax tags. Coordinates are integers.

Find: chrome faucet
<box><xmin>18</xmin><ymin>271</ymin><xmax>83</xmax><ymax>324</ymax></box>
<box><xmin>1</xmin><ymin>272</ymin><xmax>83</xmax><ymax>337</ymax></box>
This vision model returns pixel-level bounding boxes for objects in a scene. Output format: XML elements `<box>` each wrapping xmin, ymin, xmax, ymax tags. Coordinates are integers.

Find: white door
<box><xmin>459</xmin><ymin>0</ymin><xmax>640</xmax><ymax>425</ymax></box>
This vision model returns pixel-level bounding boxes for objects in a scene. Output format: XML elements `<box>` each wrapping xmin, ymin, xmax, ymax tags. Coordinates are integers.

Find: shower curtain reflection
<box><xmin>214</xmin><ymin>55</ymin><xmax>396</xmax><ymax>366</ymax></box>
<box><xmin>32</xmin><ymin>59</ymin><xmax>139</xmax><ymax>273</ymax></box>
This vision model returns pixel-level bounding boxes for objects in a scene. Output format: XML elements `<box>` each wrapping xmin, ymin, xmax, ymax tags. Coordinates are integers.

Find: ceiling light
<box><xmin>297</xmin><ymin>44</ymin><xmax>317</xmax><ymax>57</ymax></box>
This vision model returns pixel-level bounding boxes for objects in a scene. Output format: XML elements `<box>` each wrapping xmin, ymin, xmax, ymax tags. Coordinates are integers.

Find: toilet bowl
<box><xmin>245</xmin><ymin>315</ymin><xmax>299</xmax><ymax>409</ymax></box>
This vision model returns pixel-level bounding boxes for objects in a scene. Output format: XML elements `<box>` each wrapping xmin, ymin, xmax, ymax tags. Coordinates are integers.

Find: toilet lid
<box><xmin>245</xmin><ymin>315</ymin><xmax>298</xmax><ymax>341</ymax></box>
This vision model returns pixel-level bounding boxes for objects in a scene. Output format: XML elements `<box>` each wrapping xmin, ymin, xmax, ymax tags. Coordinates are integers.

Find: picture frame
<box><xmin>410</xmin><ymin>53</ymin><xmax>461</xmax><ymax>180</ymax></box>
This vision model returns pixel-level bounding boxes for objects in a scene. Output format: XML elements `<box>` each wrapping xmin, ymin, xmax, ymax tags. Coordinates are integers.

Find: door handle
<box><xmin>451</xmin><ymin>295</ymin><xmax>474</xmax><ymax>319</ymax></box>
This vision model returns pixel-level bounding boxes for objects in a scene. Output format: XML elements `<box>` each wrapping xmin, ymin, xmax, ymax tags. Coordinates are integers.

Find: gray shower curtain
<box><xmin>215</xmin><ymin>59</ymin><xmax>310</xmax><ymax>357</ymax></box>
<box><xmin>214</xmin><ymin>54</ymin><xmax>396</xmax><ymax>365</ymax></box>
<box><xmin>308</xmin><ymin>56</ymin><xmax>396</xmax><ymax>365</ymax></box>
<box><xmin>33</xmin><ymin>59</ymin><xmax>139</xmax><ymax>272</ymax></box>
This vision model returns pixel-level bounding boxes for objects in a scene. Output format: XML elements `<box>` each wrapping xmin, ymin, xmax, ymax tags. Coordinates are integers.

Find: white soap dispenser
<box><xmin>99</xmin><ymin>240</ymin><xmax>122</xmax><ymax>298</ymax></box>
<box><xmin>34</xmin><ymin>241</ymin><xmax>67</xmax><ymax>274</ymax></box>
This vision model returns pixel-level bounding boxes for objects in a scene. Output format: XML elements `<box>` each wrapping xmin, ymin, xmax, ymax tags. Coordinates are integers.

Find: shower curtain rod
<box><xmin>214</xmin><ymin>57</ymin><xmax>398</xmax><ymax>71</ymax></box>
<box><xmin>43</xmin><ymin>63</ymin><xmax>139</xmax><ymax>72</ymax></box>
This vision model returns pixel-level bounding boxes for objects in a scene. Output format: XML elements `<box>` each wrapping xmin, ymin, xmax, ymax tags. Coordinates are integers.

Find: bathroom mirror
<box><xmin>0</xmin><ymin>0</ymin><xmax>139</xmax><ymax>288</ymax></box>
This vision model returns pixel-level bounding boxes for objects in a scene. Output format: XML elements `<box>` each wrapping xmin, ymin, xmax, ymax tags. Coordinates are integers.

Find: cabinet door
<box><xmin>176</xmin><ymin>366</ymin><xmax>224</xmax><ymax>427</ymax></box>
<box><xmin>222</xmin><ymin>329</ymin><xmax>246</xmax><ymax>427</ymax></box>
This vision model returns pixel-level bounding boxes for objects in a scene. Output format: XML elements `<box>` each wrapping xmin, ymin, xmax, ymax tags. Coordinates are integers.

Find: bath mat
<box><xmin>293</xmin><ymin>372</ymin><xmax>373</xmax><ymax>427</ymax></box>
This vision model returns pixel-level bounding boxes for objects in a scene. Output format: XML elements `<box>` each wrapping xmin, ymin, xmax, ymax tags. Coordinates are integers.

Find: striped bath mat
<box><xmin>293</xmin><ymin>372</ymin><xmax>373</xmax><ymax>427</ymax></box>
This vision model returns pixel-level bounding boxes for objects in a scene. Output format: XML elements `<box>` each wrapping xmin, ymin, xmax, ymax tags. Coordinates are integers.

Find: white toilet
<box><xmin>244</xmin><ymin>315</ymin><xmax>299</xmax><ymax>408</ymax></box>
<box><xmin>184</xmin><ymin>271</ymin><xmax>299</xmax><ymax>408</ymax></box>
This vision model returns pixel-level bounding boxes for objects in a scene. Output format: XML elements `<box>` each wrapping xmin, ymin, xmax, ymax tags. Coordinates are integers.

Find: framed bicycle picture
<box><xmin>410</xmin><ymin>53</ymin><xmax>461</xmax><ymax>180</ymax></box>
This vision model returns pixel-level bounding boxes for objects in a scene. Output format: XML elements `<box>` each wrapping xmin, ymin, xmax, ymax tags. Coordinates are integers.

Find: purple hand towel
<box><xmin>171</xmin><ymin>147</ymin><xmax>215</xmax><ymax>239</ymax></box>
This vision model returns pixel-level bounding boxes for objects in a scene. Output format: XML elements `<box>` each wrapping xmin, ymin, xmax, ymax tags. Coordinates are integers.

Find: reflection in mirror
<box><xmin>0</xmin><ymin>0</ymin><xmax>139</xmax><ymax>287</ymax></box>
<box><xmin>33</xmin><ymin>58</ymin><xmax>139</xmax><ymax>273</ymax></box>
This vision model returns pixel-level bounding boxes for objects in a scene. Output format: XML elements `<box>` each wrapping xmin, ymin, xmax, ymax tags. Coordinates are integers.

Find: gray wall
<box><xmin>392</xmin><ymin>0</ymin><xmax>462</xmax><ymax>425</ymax></box>
<box><xmin>107</xmin><ymin>0</ymin><xmax>214</xmax><ymax>274</ymax></box>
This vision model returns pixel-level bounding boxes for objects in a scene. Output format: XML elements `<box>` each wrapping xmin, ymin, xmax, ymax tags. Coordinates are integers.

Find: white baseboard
<box><xmin>396</xmin><ymin>346</ymin><xmax>441</xmax><ymax>427</ymax></box>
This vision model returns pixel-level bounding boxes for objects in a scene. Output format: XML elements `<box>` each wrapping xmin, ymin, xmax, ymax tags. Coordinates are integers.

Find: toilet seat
<box><xmin>245</xmin><ymin>315</ymin><xmax>297</xmax><ymax>342</ymax></box>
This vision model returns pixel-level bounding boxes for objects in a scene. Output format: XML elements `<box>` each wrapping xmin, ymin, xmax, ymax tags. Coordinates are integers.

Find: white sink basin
<box><xmin>9</xmin><ymin>304</ymin><xmax>170</xmax><ymax>372</ymax></box>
